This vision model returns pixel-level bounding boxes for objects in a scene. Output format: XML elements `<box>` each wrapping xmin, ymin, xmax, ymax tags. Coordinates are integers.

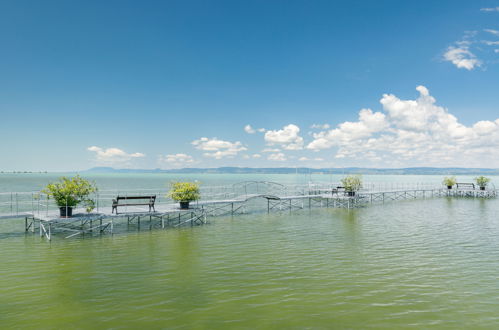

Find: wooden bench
<box><xmin>456</xmin><ymin>183</ymin><xmax>475</xmax><ymax>190</ymax></box>
<box><xmin>112</xmin><ymin>195</ymin><xmax>156</xmax><ymax>214</ymax></box>
<box><xmin>332</xmin><ymin>186</ymin><xmax>345</xmax><ymax>196</ymax></box>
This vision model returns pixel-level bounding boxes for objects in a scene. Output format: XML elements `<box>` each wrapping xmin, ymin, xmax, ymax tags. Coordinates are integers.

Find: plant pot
<box><xmin>59</xmin><ymin>206</ymin><xmax>73</xmax><ymax>218</ymax></box>
<box><xmin>480</xmin><ymin>186</ymin><xmax>485</xmax><ymax>191</ymax></box>
<box><xmin>447</xmin><ymin>186</ymin><xmax>452</xmax><ymax>190</ymax></box>
<box><xmin>179</xmin><ymin>201</ymin><xmax>190</xmax><ymax>209</ymax></box>
<box><xmin>347</xmin><ymin>191</ymin><xmax>356</xmax><ymax>197</ymax></box>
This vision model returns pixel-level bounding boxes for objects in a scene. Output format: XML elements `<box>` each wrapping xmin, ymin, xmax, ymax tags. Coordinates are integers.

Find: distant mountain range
<box><xmin>85</xmin><ymin>167</ymin><xmax>499</xmax><ymax>175</ymax></box>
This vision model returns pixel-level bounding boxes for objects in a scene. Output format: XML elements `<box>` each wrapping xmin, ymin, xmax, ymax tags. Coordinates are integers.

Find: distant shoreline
<box><xmin>82</xmin><ymin>167</ymin><xmax>499</xmax><ymax>175</ymax></box>
<box><xmin>2</xmin><ymin>167</ymin><xmax>499</xmax><ymax>175</ymax></box>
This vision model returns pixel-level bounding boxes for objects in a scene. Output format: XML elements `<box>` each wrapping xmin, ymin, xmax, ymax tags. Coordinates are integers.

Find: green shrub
<box><xmin>168</xmin><ymin>182</ymin><xmax>201</xmax><ymax>202</ymax></box>
<box><xmin>42</xmin><ymin>176</ymin><xmax>97</xmax><ymax>210</ymax></box>
<box><xmin>341</xmin><ymin>175</ymin><xmax>362</xmax><ymax>192</ymax></box>
<box><xmin>442</xmin><ymin>176</ymin><xmax>457</xmax><ymax>187</ymax></box>
<box><xmin>475</xmin><ymin>176</ymin><xmax>491</xmax><ymax>188</ymax></box>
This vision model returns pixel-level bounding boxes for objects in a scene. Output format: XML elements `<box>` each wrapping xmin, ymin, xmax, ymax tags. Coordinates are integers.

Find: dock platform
<box><xmin>1</xmin><ymin>181</ymin><xmax>496</xmax><ymax>241</ymax></box>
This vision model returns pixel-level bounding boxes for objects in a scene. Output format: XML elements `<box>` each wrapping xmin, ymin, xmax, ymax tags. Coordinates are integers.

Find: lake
<box><xmin>1</xmin><ymin>173</ymin><xmax>498</xmax><ymax>328</ymax></box>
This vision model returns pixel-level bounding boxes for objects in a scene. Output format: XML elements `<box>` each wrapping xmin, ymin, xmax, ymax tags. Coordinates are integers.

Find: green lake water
<box><xmin>1</xmin><ymin>173</ymin><xmax>499</xmax><ymax>329</ymax></box>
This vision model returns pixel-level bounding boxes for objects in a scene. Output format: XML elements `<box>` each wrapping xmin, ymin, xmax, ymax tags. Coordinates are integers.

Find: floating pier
<box><xmin>0</xmin><ymin>181</ymin><xmax>496</xmax><ymax>241</ymax></box>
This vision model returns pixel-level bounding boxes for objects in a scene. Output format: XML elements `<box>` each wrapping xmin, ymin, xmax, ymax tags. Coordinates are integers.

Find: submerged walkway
<box><xmin>0</xmin><ymin>181</ymin><xmax>496</xmax><ymax>241</ymax></box>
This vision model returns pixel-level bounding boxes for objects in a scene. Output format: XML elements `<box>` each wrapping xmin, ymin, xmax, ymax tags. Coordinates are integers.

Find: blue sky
<box><xmin>1</xmin><ymin>0</ymin><xmax>499</xmax><ymax>171</ymax></box>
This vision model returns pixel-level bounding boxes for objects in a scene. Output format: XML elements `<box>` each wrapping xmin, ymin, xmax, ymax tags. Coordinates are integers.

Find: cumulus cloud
<box><xmin>443</xmin><ymin>46</ymin><xmax>481</xmax><ymax>70</ymax></box>
<box><xmin>244</xmin><ymin>125</ymin><xmax>256</xmax><ymax>134</ymax></box>
<box><xmin>307</xmin><ymin>108</ymin><xmax>387</xmax><ymax>150</ymax></box>
<box><xmin>267</xmin><ymin>153</ymin><xmax>287</xmax><ymax>161</ymax></box>
<box><xmin>192</xmin><ymin>137</ymin><xmax>247</xmax><ymax>159</ymax></box>
<box><xmin>252</xmin><ymin>154</ymin><xmax>262</xmax><ymax>158</ymax></box>
<box><xmin>306</xmin><ymin>86</ymin><xmax>499</xmax><ymax>167</ymax></box>
<box><xmin>158</xmin><ymin>153</ymin><xmax>194</xmax><ymax>168</ymax></box>
<box><xmin>264</xmin><ymin>124</ymin><xmax>304</xmax><ymax>150</ymax></box>
<box><xmin>87</xmin><ymin>146</ymin><xmax>145</xmax><ymax>165</ymax></box>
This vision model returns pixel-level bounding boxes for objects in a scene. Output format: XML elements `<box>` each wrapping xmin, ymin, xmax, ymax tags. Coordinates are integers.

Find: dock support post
<box><xmin>149</xmin><ymin>215</ymin><xmax>152</xmax><ymax>230</ymax></box>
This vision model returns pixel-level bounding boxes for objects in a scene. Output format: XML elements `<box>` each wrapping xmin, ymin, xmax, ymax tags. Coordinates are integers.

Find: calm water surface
<box><xmin>1</xmin><ymin>174</ymin><xmax>499</xmax><ymax>328</ymax></box>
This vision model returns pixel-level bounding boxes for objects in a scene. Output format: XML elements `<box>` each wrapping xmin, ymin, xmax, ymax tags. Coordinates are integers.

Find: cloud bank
<box><xmin>87</xmin><ymin>146</ymin><xmax>145</xmax><ymax>166</ymax></box>
<box><xmin>192</xmin><ymin>137</ymin><xmax>247</xmax><ymax>159</ymax></box>
<box><xmin>306</xmin><ymin>86</ymin><xmax>499</xmax><ymax>167</ymax></box>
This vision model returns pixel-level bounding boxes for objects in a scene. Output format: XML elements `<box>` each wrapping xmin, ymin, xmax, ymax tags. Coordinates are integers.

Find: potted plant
<box><xmin>442</xmin><ymin>176</ymin><xmax>456</xmax><ymax>190</ymax></box>
<box><xmin>42</xmin><ymin>175</ymin><xmax>98</xmax><ymax>217</ymax></box>
<box><xmin>475</xmin><ymin>176</ymin><xmax>491</xmax><ymax>191</ymax></box>
<box><xmin>168</xmin><ymin>181</ymin><xmax>200</xmax><ymax>209</ymax></box>
<box><xmin>341</xmin><ymin>175</ymin><xmax>362</xmax><ymax>197</ymax></box>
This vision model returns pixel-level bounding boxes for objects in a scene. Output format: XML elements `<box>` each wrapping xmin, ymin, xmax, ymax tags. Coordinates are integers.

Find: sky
<box><xmin>1</xmin><ymin>0</ymin><xmax>499</xmax><ymax>171</ymax></box>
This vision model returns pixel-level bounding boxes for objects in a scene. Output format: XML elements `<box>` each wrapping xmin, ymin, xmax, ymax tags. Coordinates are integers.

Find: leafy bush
<box><xmin>168</xmin><ymin>182</ymin><xmax>201</xmax><ymax>202</ymax></box>
<box><xmin>475</xmin><ymin>176</ymin><xmax>491</xmax><ymax>188</ymax></box>
<box><xmin>42</xmin><ymin>176</ymin><xmax>97</xmax><ymax>210</ymax></box>
<box><xmin>341</xmin><ymin>175</ymin><xmax>362</xmax><ymax>192</ymax></box>
<box><xmin>442</xmin><ymin>176</ymin><xmax>457</xmax><ymax>187</ymax></box>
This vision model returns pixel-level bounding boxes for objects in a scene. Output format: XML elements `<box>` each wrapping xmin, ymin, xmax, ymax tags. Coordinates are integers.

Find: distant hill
<box><xmin>85</xmin><ymin>167</ymin><xmax>499</xmax><ymax>175</ymax></box>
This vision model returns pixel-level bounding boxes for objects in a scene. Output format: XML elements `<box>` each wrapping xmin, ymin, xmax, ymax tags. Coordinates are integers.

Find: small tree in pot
<box><xmin>341</xmin><ymin>175</ymin><xmax>362</xmax><ymax>197</ymax></box>
<box><xmin>42</xmin><ymin>176</ymin><xmax>97</xmax><ymax>217</ymax></box>
<box><xmin>168</xmin><ymin>181</ymin><xmax>200</xmax><ymax>209</ymax></box>
<box><xmin>442</xmin><ymin>176</ymin><xmax>457</xmax><ymax>189</ymax></box>
<box><xmin>475</xmin><ymin>176</ymin><xmax>491</xmax><ymax>191</ymax></box>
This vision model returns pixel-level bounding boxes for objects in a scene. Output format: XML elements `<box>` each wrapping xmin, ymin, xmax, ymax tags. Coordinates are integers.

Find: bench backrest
<box><xmin>456</xmin><ymin>183</ymin><xmax>475</xmax><ymax>189</ymax></box>
<box><xmin>115</xmin><ymin>195</ymin><xmax>156</xmax><ymax>202</ymax></box>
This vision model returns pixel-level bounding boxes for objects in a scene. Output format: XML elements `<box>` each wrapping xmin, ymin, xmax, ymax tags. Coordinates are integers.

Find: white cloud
<box><xmin>264</xmin><ymin>124</ymin><xmax>304</xmax><ymax>150</ymax></box>
<box><xmin>257</xmin><ymin>128</ymin><xmax>266</xmax><ymax>133</ymax></box>
<box><xmin>483</xmin><ymin>40</ymin><xmax>499</xmax><ymax>46</ymax></box>
<box><xmin>298</xmin><ymin>157</ymin><xmax>309</xmax><ymax>161</ymax></box>
<box><xmin>267</xmin><ymin>153</ymin><xmax>287</xmax><ymax>161</ymax></box>
<box><xmin>252</xmin><ymin>154</ymin><xmax>262</xmax><ymax>158</ymax></box>
<box><xmin>443</xmin><ymin>46</ymin><xmax>481</xmax><ymax>70</ymax></box>
<box><xmin>87</xmin><ymin>146</ymin><xmax>145</xmax><ymax>165</ymax></box>
<box><xmin>305</xmin><ymin>86</ymin><xmax>499</xmax><ymax>167</ymax></box>
<box><xmin>311</xmin><ymin>123</ymin><xmax>330</xmax><ymax>129</ymax></box>
<box><xmin>307</xmin><ymin>108</ymin><xmax>387</xmax><ymax>150</ymax></box>
<box><xmin>481</xmin><ymin>7</ymin><xmax>499</xmax><ymax>12</ymax></box>
<box><xmin>244</xmin><ymin>125</ymin><xmax>256</xmax><ymax>134</ymax></box>
<box><xmin>261</xmin><ymin>148</ymin><xmax>281</xmax><ymax>153</ymax></box>
<box><xmin>192</xmin><ymin>137</ymin><xmax>247</xmax><ymax>159</ymax></box>
<box><xmin>158</xmin><ymin>153</ymin><xmax>194</xmax><ymax>168</ymax></box>
<box><xmin>484</xmin><ymin>29</ymin><xmax>499</xmax><ymax>36</ymax></box>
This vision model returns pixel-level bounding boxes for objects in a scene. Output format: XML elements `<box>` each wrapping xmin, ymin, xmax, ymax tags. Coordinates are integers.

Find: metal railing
<box><xmin>0</xmin><ymin>181</ymin><xmax>494</xmax><ymax>220</ymax></box>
